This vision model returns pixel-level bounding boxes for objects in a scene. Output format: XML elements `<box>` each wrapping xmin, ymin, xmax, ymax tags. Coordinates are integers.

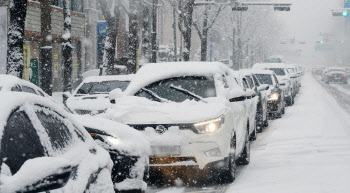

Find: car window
<box><xmin>245</xmin><ymin>76</ymin><xmax>254</xmax><ymax>88</ymax></box>
<box><xmin>37</xmin><ymin>90</ymin><xmax>45</xmax><ymax>97</ymax></box>
<box><xmin>242</xmin><ymin>79</ymin><xmax>249</xmax><ymax>89</ymax></box>
<box><xmin>76</xmin><ymin>80</ymin><xmax>130</xmax><ymax>95</ymax></box>
<box><xmin>273</xmin><ymin>74</ymin><xmax>279</xmax><ymax>85</ymax></box>
<box><xmin>252</xmin><ymin>75</ymin><xmax>261</xmax><ymax>87</ymax></box>
<box><xmin>255</xmin><ymin>74</ymin><xmax>273</xmax><ymax>85</ymax></box>
<box><xmin>135</xmin><ymin>76</ymin><xmax>216</xmax><ymax>102</ymax></box>
<box><xmin>35</xmin><ymin>108</ymin><xmax>73</xmax><ymax>151</ymax></box>
<box><xmin>11</xmin><ymin>85</ymin><xmax>22</xmax><ymax>92</ymax></box>
<box><xmin>2</xmin><ymin>110</ymin><xmax>45</xmax><ymax>174</ymax></box>
<box><xmin>22</xmin><ymin>86</ymin><xmax>38</xmax><ymax>95</ymax></box>
<box><xmin>268</xmin><ymin>68</ymin><xmax>286</xmax><ymax>76</ymax></box>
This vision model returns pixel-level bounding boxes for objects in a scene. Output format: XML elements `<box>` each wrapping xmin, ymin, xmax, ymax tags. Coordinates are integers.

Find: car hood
<box><xmin>104</xmin><ymin>96</ymin><xmax>229</xmax><ymax>125</ymax></box>
<box><xmin>66</xmin><ymin>95</ymin><xmax>111</xmax><ymax>111</ymax></box>
<box><xmin>73</xmin><ymin>114</ymin><xmax>150</xmax><ymax>157</ymax></box>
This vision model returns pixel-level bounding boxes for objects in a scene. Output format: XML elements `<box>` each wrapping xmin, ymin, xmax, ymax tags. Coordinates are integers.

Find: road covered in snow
<box><xmin>148</xmin><ymin>73</ymin><xmax>350</xmax><ymax>193</ymax></box>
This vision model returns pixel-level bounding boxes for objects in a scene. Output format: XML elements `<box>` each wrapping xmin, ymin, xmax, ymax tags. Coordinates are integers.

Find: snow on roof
<box><xmin>83</xmin><ymin>74</ymin><xmax>135</xmax><ymax>84</ymax></box>
<box><xmin>249</xmin><ymin>69</ymin><xmax>275</xmax><ymax>75</ymax></box>
<box><xmin>252</xmin><ymin>63</ymin><xmax>289</xmax><ymax>69</ymax></box>
<box><xmin>126</xmin><ymin>62</ymin><xmax>231</xmax><ymax>95</ymax></box>
<box><xmin>0</xmin><ymin>75</ymin><xmax>50</xmax><ymax>97</ymax></box>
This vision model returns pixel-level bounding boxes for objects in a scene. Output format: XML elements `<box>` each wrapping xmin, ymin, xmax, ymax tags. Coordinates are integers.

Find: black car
<box><xmin>0</xmin><ymin>92</ymin><xmax>114</xmax><ymax>193</ymax></box>
<box><xmin>254</xmin><ymin>70</ymin><xmax>285</xmax><ymax>119</ymax></box>
<box><xmin>324</xmin><ymin>69</ymin><xmax>348</xmax><ymax>84</ymax></box>
<box><xmin>73</xmin><ymin>115</ymin><xmax>150</xmax><ymax>193</ymax></box>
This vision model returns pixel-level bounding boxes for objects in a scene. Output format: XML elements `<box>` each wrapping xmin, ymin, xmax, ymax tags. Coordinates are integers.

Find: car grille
<box><xmin>129</xmin><ymin>124</ymin><xmax>197</xmax><ymax>133</ymax></box>
<box><xmin>109</xmin><ymin>152</ymin><xmax>139</xmax><ymax>183</ymax></box>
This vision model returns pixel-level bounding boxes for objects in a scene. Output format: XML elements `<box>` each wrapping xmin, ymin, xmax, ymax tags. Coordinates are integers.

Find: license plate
<box><xmin>151</xmin><ymin>146</ymin><xmax>181</xmax><ymax>156</ymax></box>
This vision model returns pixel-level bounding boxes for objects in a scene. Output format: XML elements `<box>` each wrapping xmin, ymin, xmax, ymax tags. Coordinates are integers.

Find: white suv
<box><xmin>106</xmin><ymin>62</ymin><xmax>254</xmax><ymax>182</ymax></box>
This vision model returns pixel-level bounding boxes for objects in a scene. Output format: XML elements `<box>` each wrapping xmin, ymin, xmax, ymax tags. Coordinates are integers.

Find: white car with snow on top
<box><xmin>64</xmin><ymin>75</ymin><xmax>134</xmax><ymax>115</ymax></box>
<box><xmin>106</xmin><ymin>62</ymin><xmax>254</xmax><ymax>182</ymax></box>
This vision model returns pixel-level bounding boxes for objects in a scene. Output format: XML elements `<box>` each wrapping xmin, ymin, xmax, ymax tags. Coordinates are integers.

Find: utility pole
<box><xmin>40</xmin><ymin>0</ymin><xmax>53</xmax><ymax>95</ymax></box>
<box><xmin>151</xmin><ymin>0</ymin><xmax>158</xmax><ymax>63</ymax></box>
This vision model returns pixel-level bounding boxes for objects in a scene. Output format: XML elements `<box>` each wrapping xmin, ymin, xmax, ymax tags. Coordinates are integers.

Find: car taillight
<box><xmin>328</xmin><ymin>74</ymin><xmax>333</xmax><ymax>77</ymax></box>
<box><xmin>342</xmin><ymin>74</ymin><xmax>347</xmax><ymax>77</ymax></box>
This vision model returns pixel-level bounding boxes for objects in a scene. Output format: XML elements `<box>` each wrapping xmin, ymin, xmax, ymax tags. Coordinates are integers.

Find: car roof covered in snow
<box><xmin>252</xmin><ymin>63</ymin><xmax>289</xmax><ymax>69</ymax></box>
<box><xmin>0</xmin><ymin>92</ymin><xmax>77</xmax><ymax>136</ymax></box>
<box><xmin>249</xmin><ymin>69</ymin><xmax>275</xmax><ymax>75</ymax></box>
<box><xmin>125</xmin><ymin>62</ymin><xmax>232</xmax><ymax>95</ymax></box>
<box><xmin>82</xmin><ymin>74</ymin><xmax>135</xmax><ymax>84</ymax></box>
<box><xmin>0</xmin><ymin>75</ymin><xmax>50</xmax><ymax>97</ymax></box>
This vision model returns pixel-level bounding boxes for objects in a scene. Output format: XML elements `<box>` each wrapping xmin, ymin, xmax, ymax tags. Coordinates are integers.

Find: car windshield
<box><xmin>76</xmin><ymin>80</ymin><xmax>130</xmax><ymax>95</ymax></box>
<box><xmin>268</xmin><ymin>68</ymin><xmax>286</xmax><ymax>76</ymax></box>
<box><xmin>135</xmin><ymin>76</ymin><xmax>216</xmax><ymax>102</ymax></box>
<box><xmin>255</xmin><ymin>74</ymin><xmax>273</xmax><ymax>85</ymax></box>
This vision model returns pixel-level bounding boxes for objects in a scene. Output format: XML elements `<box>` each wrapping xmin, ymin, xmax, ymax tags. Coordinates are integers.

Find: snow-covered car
<box><xmin>239</xmin><ymin>69</ymin><xmax>270</xmax><ymax>131</ymax></box>
<box><xmin>107</xmin><ymin>62</ymin><xmax>254</xmax><ymax>182</ymax></box>
<box><xmin>253</xmin><ymin>70</ymin><xmax>285</xmax><ymax>118</ymax></box>
<box><xmin>253</xmin><ymin>63</ymin><xmax>295</xmax><ymax>106</ymax></box>
<box><xmin>322</xmin><ymin>68</ymin><xmax>348</xmax><ymax>84</ymax></box>
<box><xmin>73</xmin><ymin>115</ymin><xmax>150</xmax><ymax>192</ymax></box>
<box><xmin>236</xmin><ymin>69</ymin><xmax>267</xmax><ymax>137</ymax></box>
<box><xmin>65</xmin><ymin>75</ymin><xmax>134</xmax><ymax>115</ymax></box>
<box><xmin>0</xmin><ymin>74</ymin><xmax>150</xmax><ymax>191</ymax></box>
<box><xmin>0</xmin><ymin>74</ymin><xmax>50</xmax><ymax>97</ymax></box>
<box><xmin>0</xmin><ymin>92</ymin><xmax>114</xmax><ymax>193</ymax></box>
<box><xmin>286</xmin><ymin>64</ymin><xmax>300</xmax><ymax>95</ymax></box>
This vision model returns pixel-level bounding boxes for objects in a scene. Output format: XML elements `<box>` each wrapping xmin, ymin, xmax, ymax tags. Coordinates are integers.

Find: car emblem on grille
<box><xmin>155</xmin><ymin>125</ymin><xmax>167</xmax><ymax>134</ymax></box>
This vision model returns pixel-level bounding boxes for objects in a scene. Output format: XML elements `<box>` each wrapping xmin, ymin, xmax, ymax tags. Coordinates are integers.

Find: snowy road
<box><xmin>147</xmin><ymin>74</ymin><xmax>350</xmax><ymax>193</ymax></box>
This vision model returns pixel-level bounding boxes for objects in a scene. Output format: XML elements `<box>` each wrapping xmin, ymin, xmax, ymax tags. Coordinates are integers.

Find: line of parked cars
<box><xmin>0</xmin><ymin>60</ymin><xmax>303</xmax><ymax>192</ymax></box>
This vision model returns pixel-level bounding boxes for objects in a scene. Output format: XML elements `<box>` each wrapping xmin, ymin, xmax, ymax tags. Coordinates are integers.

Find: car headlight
<box><xmin>194</xmin><ymin>116</ymin><xmax>224</xmax><ymax>134</ymax></box>
<box><xmin>90</xmin><ymin>134</ymin><xmax>119</xmax><ymax>146</ymax></box>
<box><xmin>268</xmin><ymin>93</ymin><xmax>280</xmax><ymax>101</ymax></box>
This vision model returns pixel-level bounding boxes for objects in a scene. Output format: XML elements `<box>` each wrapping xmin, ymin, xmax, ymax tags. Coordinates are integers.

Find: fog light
<box><xmin>205</xmin><ymin>148</ymin><xmax>221</xmax><ymax>157</ymax></box>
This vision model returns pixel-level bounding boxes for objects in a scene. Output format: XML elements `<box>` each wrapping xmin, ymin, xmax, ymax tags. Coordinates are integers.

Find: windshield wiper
<box><xmin>141</xmin><ymin>88</ymin><xmax>169</xmax><ymax>103</ymax></box>
<box><xmin>170</xmin><ymin>85</ymin><xmax>207</xmax><ymax>103</ymax></box>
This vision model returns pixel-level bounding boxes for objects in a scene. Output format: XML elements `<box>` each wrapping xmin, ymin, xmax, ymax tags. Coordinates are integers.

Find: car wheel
<box><xmin>282</xmin><ymin>106</ymin><xmax>285</xmax><ymax>114</ymax></box>
<box><xmin>220</xmin><ymin>134</ymin><xmax>236</xmax><ymax>183</ymax></box>
<box><xmin>249</xmin><ymin>122</ymin><xmax>257</xmax><ymax>141</ymax></box>
<box><xmin>264</xmin><ymin>119</ymin><xmax>269</xmax><ymax>128</ymax></box>
<box><xmin>237</xmin><ymin>131</ymin><xmax>250</xmax><ymax>166</ymax></box>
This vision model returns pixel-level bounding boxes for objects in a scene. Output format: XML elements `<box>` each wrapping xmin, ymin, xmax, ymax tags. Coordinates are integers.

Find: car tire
<box><xmin>282</xmin><ymin>106</ymin><xmax>285</xmax><ymax>114</ymax></box>
<box><xmin>250</xmin><ymin>122</ymin><xmax>257</xmax><ymax>141</ymax></box>
<box><xmin>237</xmin><ymin>131</ymin><xmax>250</xmax><ymax>166</ymax></box>
<box><xmin>264</xmin><ymin>119</ymin><xmax>269</xmax><ymax>128</ymax></box>
<box><xmin>220</xmin><ymin>134</ymin><xmax>237</xmax><ymax>183</ymax></box>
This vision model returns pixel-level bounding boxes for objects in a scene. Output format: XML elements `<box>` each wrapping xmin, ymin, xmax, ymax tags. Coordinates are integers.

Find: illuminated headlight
<box><xmin>268</xmin><ymin>93</ymin><xmax>280</xmax><ymax>101</ymax></box>
<box><xmin>193</xmin><ymin>116</ymin><xmax>224</xmax><ymax>134</ymax></box>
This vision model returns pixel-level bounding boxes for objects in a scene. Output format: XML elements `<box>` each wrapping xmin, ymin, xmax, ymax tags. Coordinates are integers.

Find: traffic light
<box><xmin>343</xmin><ymin>11</ymin><xmax>348</xmax><ymax>17</ymax></box>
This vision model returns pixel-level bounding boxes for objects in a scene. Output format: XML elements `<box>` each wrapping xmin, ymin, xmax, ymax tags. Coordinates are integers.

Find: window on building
<box><xmin>50</xmin><ymin>0</ymin><xmax>83</xmax><ymax>13</ymax></box>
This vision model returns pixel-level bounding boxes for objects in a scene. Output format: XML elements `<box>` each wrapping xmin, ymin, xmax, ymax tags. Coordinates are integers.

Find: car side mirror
<box><xmin>258</xmin><ymin>84</ymin><xmax>269</xmax><ymax>91</ymax></box>
<box><xmin>228</xmin><ymin>89</ymin><xmax>247</xmax><ymax>102</ymax></box>
<box><xmin>0</xmin><ymin>157</ymin><xmax>72</xmax><ymax>193</ymax></box>
<box><xmin>109</xmin><ymin>88</ymin><xmax>123</xmax><ymax>104</ymax></box>
<box><xmin>62</xmin><ymin>92</ymin><xmax>71</xmax><ymax>104</ymax></box>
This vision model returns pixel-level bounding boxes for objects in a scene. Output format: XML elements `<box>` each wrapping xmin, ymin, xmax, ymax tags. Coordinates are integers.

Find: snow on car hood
<box><xmin>104</xmin><ymin>96</ymin><xmax>229</xmax><ymax>125</ymax></box>
<box><xmin>66</xmin><ymin>95</ymin><xmax>111</xmax><ymax>112</ymax></box>
<box><xmin>73</xmin><ymin>115</ymin><xmax>150</xmax><ymax>157</ymax></box>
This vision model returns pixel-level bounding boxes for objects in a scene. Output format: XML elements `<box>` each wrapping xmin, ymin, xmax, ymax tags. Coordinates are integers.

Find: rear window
<box><xmin>76</xmin><ymin>80</ymin><xmax>130</xmax><ymax>95</ymax></box>
<box><xmin>255</xmin><ymin>74</ymin><xmax>273</xmax><ymax>85</ymax></box>
<box><xmin>268</xmin><ymin>68</ymin><xmax>286</xmax><ymax>76</ymax></box>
